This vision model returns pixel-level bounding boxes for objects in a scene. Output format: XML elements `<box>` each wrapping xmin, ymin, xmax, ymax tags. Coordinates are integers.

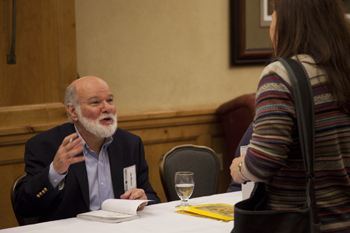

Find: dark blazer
<box><xmin>14</xmin><ymin>123</ymin><xmax>160</xmax><ymax>223</ymax></box>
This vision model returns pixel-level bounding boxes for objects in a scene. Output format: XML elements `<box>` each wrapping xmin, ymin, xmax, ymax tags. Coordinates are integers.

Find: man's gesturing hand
<box><xmin>53</xmin><ymin>133</ymin><xmax>84</xmax><ymax>175</ymax></box>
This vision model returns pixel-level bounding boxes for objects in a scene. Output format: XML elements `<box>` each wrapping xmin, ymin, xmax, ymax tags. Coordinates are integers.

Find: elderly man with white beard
<box><xmin>14</xmin><ymin>76</ymin><xmax>160</xmax><ymax>223</ymax></box>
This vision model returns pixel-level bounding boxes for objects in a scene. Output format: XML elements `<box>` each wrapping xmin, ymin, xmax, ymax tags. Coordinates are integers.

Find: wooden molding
<box><xmin>0</xmin><ymin>105</ymin><xmax>221</xmax><ymax>142</ymax></box>
<box><xmin>0</xmin><ymin>103</ymin><xmax>68</xmax><ymax>136</ymax></box>
<box><xmin>119</xmin><ymin>109</ymin><xmax>219</xmax><ymax>131</ymax></box>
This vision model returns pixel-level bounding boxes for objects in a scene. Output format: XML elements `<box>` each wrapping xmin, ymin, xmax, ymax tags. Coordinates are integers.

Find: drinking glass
<box><xmin>175</xmin><ymin>171</ymin><xmax>194</xmax><ymax>207</ymax></box>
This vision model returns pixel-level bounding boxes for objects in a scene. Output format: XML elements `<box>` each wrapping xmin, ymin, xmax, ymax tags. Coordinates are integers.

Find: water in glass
<box><xmin>175</xmin><ymin>171</ymin><xmax>194</xmax><ymax>207</ymax></box>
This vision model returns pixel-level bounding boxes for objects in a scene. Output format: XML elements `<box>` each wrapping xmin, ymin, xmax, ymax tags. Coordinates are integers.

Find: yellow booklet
<box><xmin>175</xmin><ymin>203</ymin><xmax>234</xmax><ymax>222</ymax></box>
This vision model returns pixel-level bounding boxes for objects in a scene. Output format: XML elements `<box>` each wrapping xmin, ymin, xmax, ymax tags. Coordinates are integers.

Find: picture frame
<box><xmin>230</xmin><ymin>0</ymin><xmax>273</xmax><ymax>66</ymax></box>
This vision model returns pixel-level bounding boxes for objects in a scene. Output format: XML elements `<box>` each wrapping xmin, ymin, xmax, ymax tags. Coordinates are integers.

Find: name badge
<box><xmin>123</xmin><ymin>165</ymin><xmax>137</xmax><ymax>191</ymax></box>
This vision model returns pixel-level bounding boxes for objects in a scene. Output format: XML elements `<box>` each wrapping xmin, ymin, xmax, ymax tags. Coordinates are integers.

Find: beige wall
<box><xmin>75</xmin><ymin>0</ymin><xmax>264</xmax><ymax>115</ymax></box>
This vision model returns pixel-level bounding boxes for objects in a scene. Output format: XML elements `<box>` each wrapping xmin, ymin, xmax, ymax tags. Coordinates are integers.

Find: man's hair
<box><xmin>64</xmin><ymin>85</ymin><xmax>79</xmax><ymax>123</ymax></box>
<box><xmin>273</xmin><ymin>0</ymin><xmax>350</xmax><ymax>113</ymax></box>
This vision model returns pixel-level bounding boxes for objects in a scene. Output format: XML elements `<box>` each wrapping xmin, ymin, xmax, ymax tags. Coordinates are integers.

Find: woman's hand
<box><xmin>230</xmin><ymin>154</ymin><xmax>247</xmax><ymax>184</ymax></box>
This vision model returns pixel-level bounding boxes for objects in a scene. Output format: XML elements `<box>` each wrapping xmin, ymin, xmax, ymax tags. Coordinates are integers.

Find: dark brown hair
<box><xmin>273</xmin><ymin>0</ymin><xmax>350</xmax><ymax>113</ymax></box>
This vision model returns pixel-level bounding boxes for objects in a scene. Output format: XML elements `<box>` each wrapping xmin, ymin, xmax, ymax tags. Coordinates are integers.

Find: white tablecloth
<box><xmin>1</xmin><ymin>192</ymin><xmax>242</xmax><ymax>233</ymax></box>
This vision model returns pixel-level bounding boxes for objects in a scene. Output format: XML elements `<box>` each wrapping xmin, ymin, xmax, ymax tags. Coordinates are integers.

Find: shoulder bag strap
<box><xmin>271</xmin><ymin>57</ymin><xmax>321</xmax><ymax>232</ymax></box>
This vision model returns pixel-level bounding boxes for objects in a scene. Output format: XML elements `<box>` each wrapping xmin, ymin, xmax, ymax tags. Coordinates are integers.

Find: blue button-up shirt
<box><xmin>49</xmin><ymin>126</ymin><xmax>115</xmax><ymax>211</ymax></box>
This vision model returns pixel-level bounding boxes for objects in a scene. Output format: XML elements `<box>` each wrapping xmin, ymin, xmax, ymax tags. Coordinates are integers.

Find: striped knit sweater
<box><xmin>244</xmin><ymin>55</ymin><xmax>350</xmax><ymax>233</ymax></box>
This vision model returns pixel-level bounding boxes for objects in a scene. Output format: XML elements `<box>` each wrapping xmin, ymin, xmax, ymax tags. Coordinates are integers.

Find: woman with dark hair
<box><xmin>230</xmin><ymin>0</ymin><xmax>350</xmax><ymax>232</ymax></box>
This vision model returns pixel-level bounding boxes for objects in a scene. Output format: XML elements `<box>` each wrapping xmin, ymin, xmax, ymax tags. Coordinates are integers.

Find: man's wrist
<box><xmin>49</xmin><ymin>162</ymin><xmax>67</xmax><ymax>189</ymax></box>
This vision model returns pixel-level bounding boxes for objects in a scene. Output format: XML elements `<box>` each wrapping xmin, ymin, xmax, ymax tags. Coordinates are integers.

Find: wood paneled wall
<box><xmin>0</xmin><ymin>0</ymin><xmax>77</xmax><ymax>107</ymax></box>
<box><xmin>0</xmin><ymin>0</ymin><xmax>78</xmax><ymax>229</ymax></box>
<box><xmin>0</xmin><ymin>108</ymin><xmax>231</xmax><ymax>229</ymax></box>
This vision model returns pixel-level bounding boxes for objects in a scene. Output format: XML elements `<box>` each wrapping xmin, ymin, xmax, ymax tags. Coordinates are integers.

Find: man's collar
<box><xmin>73</xmin><ymin>124</ymin><xmax>113</xmax><ymax>149</ymax></box>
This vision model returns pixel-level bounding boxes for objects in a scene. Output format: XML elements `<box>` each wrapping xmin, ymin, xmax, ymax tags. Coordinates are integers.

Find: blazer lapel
<box><xmin>70</xmin><ymin>156</ymin><xmax>90</xmax><ymax>209</ymax></box>
<box><xmin>64</xmin><ymin>123</ymin><xmax>90</xmax><ymax>209</ymax></box>
<box><xmin>108</xmin><ymin>140</ymin><xmax>124</xmax><ymax>197</ymax></box>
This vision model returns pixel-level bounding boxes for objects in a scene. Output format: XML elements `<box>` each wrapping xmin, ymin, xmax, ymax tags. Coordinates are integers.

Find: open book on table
<box><xmin>175</xmin><ymin>203</ymin><xmax>234</xmax><ymax>222</ymax></box>
<box><xmin>77</xmin><ymin>199</ymin><xmax>149</xmax><ymax>223</ymax></box>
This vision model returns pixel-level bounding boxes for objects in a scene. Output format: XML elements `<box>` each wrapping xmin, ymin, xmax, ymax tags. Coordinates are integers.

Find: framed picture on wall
<box><xmin>230</xmin><ymin>0</ymin><xmax>273</xmax><ymax>65</ymax></box>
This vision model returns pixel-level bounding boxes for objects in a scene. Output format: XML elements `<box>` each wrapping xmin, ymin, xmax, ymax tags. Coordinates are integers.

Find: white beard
<box><xmin>76</xmin><ymin>106</ymin><xmax>117</xmax><ymax>138</ymax></box>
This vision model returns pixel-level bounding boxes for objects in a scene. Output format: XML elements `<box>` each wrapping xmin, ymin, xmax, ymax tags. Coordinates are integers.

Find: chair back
<box><xmin>217</xmin><ymin>93</ymin><xmax>256</xmax><ymax>160</ymax></box>
<box><xmin>11</xmin><ymin>174</ymin><xmax>39</xmax><ymax>226</ymax></box>
<box><xmin>159</xmin><ymin>144</ymin><xmax>219</xmax><ymax>202</ymax></box>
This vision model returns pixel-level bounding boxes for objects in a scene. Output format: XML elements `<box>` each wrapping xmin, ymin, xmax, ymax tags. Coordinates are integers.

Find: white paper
<box><xmin>102</xmin><ymin>199</ymin><xmax>148</xmax><ymax>216</ymax></box>
<box><xmin>77</xmin><ymin>210</ymin><xmax>139</xmax><ymax>223</ymax></box>
<box><xmin>76</xmin><ymin>199</ymin><xmax>149</xmax><ymax>223</ymax></box>
<box><xmin>242</xmin><ymin>182</ymin><xmax>255</xmax><ymax>200</ymax></box>
<box><xmin>240</xmin><ymin>145</ymin><xmax>254</xmax><ymax>200</ymax></box>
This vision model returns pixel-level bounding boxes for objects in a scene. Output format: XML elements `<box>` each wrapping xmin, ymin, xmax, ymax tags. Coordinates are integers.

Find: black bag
<box><xmin>231</xmin><ymin>58</ymin><xmax>321</xmax><ymax>233</ymax></box>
